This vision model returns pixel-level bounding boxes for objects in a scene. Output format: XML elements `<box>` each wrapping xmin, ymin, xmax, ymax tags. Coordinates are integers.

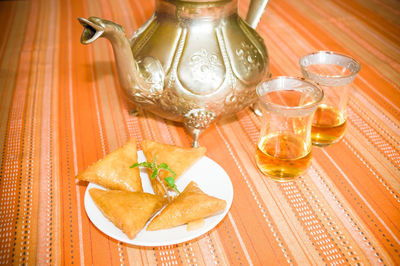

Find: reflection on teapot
<box><xmin>79</xmin><ymin>0</ymin><xmax>270</xmax><ymax>146</ymax></box>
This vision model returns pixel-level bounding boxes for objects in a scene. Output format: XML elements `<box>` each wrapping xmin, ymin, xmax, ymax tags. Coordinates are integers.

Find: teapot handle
<box><xmin>245</xmin><ymin>0</ymin><xmax>269</xmax><ymax>29</ymax></box>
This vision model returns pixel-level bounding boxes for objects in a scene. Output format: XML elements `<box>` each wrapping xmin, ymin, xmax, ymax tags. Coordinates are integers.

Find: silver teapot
<box><xmin>79</xmin><ymin>0</ymin><xmax>270</xmax><ymax>146</ymax></box>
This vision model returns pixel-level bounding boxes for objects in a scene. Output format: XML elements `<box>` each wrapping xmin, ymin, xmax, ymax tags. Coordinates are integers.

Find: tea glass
<box><xmin>299</xmin><ymin>51</ymin><xmax>361</xmax><ymax>146</ymax></box>
<box><xmin>255</xmin><ymin>76</ymin><xmax>324</xmax><ymax>181</ymax></box>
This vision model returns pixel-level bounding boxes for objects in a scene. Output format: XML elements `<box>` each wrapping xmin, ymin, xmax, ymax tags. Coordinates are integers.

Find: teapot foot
<box><xmin>189</xmin><ymin>129</ymin><xmax>202</xmax><ymax>148</ymax></box>
<box><xmin>184</xmin><ymin>109</ymin><xmax>216</xmax><ymax>147</ymax></box>
<box><xmin>250</xmin><ymin>102</ymin><xmax>263</xmax><ymax>117</ymax></box>
<box><xmin>128</xmin><ymin>107</ymin><xmax>140</xmax><ymax>116</ymax></box>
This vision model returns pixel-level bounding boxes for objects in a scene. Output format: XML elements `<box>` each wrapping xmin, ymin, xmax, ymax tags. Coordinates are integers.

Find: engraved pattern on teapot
<box><xmin>132</xmin><ymin>56</ymin><xmax>164</xmax><ymax>105</ymax></box>
<box><xmin>236</xmin><ymin>41</ymin><xmax>261</xmax><ymax>74</ymax></box>
<box><xmin>184</xmin><ymin>109</ymin><xmax>216</xmax><ymax>130</ymax></box>
<box><xmin>189</xmin><ymin>49</ymin><xmax>222</xmax><ymax>87</ymax></box>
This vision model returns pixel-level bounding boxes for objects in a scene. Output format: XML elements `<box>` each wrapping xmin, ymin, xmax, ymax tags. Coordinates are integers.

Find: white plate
<box><xmin>84</xmin><ymin>150</ymin><xmax>234</xmax><ymax>246</ymax></box>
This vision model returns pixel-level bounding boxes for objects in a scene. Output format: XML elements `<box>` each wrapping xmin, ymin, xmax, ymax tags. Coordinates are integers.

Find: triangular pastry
<box><xmin>76</xmin><ymin>139</ymin><xmax>142</xmax><ymax>192</ymax></box>
<box><xmin>141</xmin><ymin>140</ymin><xmax>206</xmax><ymax>197</ymax></box>
<box><xmin>89</xmin><ymin>188</ymin><xmax>166</xmax><ymax>239</ymax></box>
<box><xmin>147</xmin><ymin>181</ymin><xmax>226</xmax><ymax>230</ymax></box>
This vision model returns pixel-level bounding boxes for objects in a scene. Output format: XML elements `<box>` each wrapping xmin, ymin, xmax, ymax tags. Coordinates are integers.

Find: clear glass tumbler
<box><xmin>255</xmin><ymin>76</ymin><xmax>324</xmax><ymax>181</ymax></box>
<box><xmin>299</xmin><ymin>51</ymin><xmax>361</xmax><ymax>146</ymax></box>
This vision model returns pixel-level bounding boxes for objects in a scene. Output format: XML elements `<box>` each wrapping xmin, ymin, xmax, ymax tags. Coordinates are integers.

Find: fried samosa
<box><xmin>89</xmin><ymin>188</ymin><xmax>166</xmax><ymax>239</ymax></box>
<box><xmin>141</xmin><ymin>140</ymin><xmax>206</xmax><ymax>197</ymax></box>
<box><xmin>76</xmin><ymin>139</ymin><xmax>142</xmax><ymax>192</ymax></box>
<box><xmin>147</xmin><ymin>181</ymin><xmax>226</xmax><ymax>231</ymax></box>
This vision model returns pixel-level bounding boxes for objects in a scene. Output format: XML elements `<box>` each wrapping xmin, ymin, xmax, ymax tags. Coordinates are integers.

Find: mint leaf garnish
<box><xmin>130</xmin><ymin>156</ymin><xmax>180</xmax><ymax>195</ymax></box>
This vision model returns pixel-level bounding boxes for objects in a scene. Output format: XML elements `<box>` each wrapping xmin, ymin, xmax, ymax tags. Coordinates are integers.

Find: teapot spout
<box><xmin>78</xmin><ymin>17</ymin><xmax>106</xmax><ymax>44</ymax></box>
<box><xmin>245</xmin><ymin>0</ymin><xmax>269</xmax><ymax>29</ymax></box>
<box><xmin>78</xmin><ymin>17</ymin><xmax>139</xmax><ymax>96</ymax></box>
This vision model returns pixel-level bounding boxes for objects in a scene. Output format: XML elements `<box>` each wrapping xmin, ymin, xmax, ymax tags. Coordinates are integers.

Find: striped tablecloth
<box><xmin>1</xmin><ymin>0</ymin><xmax>399</xmax><ymax>265</ymax></box>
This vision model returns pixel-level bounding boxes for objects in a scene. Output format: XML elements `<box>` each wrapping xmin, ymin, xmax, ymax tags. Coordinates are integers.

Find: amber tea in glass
<box><xmin>256</xmin><ymin>133</ymin><xmax>313</xmax><ymax>179</ymax></box>
<box><xmin>300</xmin><ymin>51</ymin><xmax>361</xmax><ymax>146</ymax></box>
<box><xmin>255</xmin><ymin>77</ymin><xmax>323</xmax><ymax>181</ymax></box>
<box><xmin>312</xmin><ymin>104</ymin><xmax>347</xmax><ymax>145</ymax></box>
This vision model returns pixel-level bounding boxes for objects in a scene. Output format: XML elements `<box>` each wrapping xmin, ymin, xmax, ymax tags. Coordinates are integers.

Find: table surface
<box><xmin>1</xmin><ymin>0</ymin><xmax>399</xmax><ymax>265</ymax></box>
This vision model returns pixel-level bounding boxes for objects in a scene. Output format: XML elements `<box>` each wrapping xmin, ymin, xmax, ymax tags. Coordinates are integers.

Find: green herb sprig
<box><xmin>130</xmin><ymin>156</ymin><xmax>180</xmax><ymax>194</ymax></box>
